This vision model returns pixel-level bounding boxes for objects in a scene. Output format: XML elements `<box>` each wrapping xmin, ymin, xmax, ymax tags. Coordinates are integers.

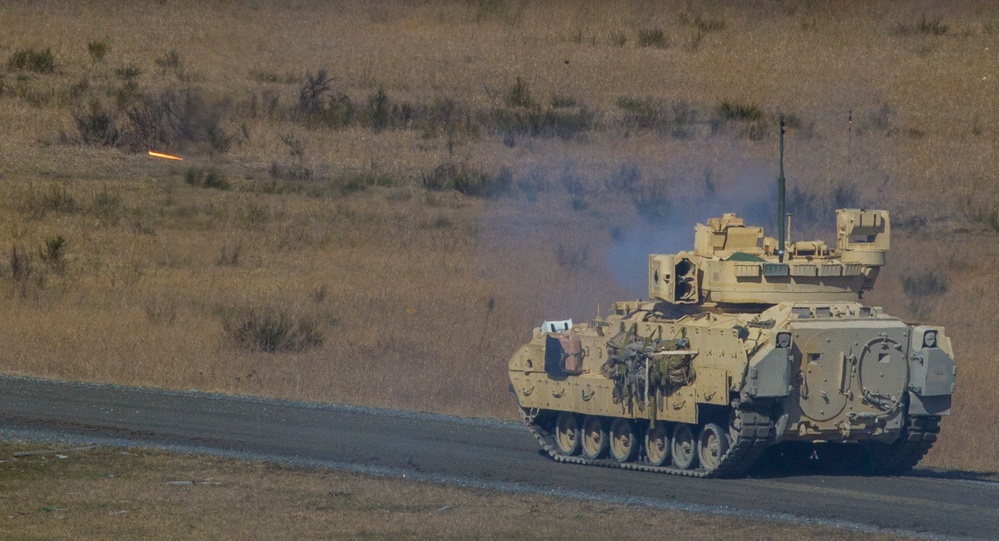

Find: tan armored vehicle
<box><xmin>508</xmin><ymin>125</ymin><xmax>956</xmax><ymax>478</ymax></box>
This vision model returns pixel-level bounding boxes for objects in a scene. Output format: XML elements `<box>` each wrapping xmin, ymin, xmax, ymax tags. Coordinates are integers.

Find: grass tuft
<box><xmin>964</xmin><ymin>204</ymin><xmax>999</xmax><ymax>233</ymax></box>
<box><xmin>894</xmin><ymin>14</ymin><xmax>948</xmax><ymax>36</ymax></box>
<box><xmin>8</xmin><ymin>48</ymin><xmax>55</xmax><ymax>73</ymax></box>
<box><xmin>296</xmin><ymin>70</ymin><xmax>354</xmax><ymax>128</ymax></box>
<box><xmin>423</xmin><ymin>161</ymin><xmax>511</xmax><ymax>198</ymax></box>
<box><xmin>616</xmin><ymin>97</ymin><xmax>698</xmax><ymax>138</ymax></box>
<box><xmin>185</xmin><ymin>167</ymin><xmax>231</xmax><ymax>190</ymax></box>
<box><xmin>223</xmin><ymin>305</ymin><xmax>324</xmax><ymax>353</ymax></box>
<box><xmin>712</xmin><ymin>100</ymin><xmax>768</xmax><ymax>139</ymax></box>
<box><xmin>39</xmin><ymin>235</ymin><xmax>68</xmax><ymax>275</ymax></box>
<box><xmin>506</xmin><ymin>77</ymin><xmax>533</xmax><ymax>108</ymax></box>
<box><xmin>637</xmin><ymin>28</ymin><xmax>669</xmax><ymax>48</ymax></box>
<box><xmin>901</xmin><ymin>270</ymin><xmax>948</xmax><ymax>297</ymax></box>
<box><xmin>87</xmin><ymin>40</ymin><xmax>108</xmax><ymax>62</ymax></box>
<box><xmin>90</xmin><ymin>187</ymin><xmax>126</xmax><ymax>226</ymax></box>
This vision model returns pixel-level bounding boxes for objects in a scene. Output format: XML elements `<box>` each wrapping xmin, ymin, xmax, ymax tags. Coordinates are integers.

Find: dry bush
<box><xmin>223</xmin><ymin>305</ymin><xmax>324</xmax><ymax>353</ymax></box>
<box><xmin>7</xmin><ymin>47</ymin><xmax>56</xmax><ymax>73</ymax></box>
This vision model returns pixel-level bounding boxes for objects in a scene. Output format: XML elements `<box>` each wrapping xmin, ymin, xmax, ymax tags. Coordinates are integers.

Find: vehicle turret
<box><xmin>648</xmin><ymin>208</ymin><xmax>890</xmax><ymax>308</ymax></box>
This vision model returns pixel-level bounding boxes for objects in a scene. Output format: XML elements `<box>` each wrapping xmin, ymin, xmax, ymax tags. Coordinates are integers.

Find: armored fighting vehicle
<box><xmin>508</xmin><ymin>122</ymin><xmax>956</xmax><ymax>478</ymax></box>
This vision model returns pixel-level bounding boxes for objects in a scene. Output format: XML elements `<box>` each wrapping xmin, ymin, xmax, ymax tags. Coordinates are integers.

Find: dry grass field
<box><xmin>0</xmin><ymin>0</ymin><xmax>997</xmax><ymax>472</ymax></box>
<box><xmin>0</xmin><ymin>441</ymin><xmax>917</xmax><ymax>540</ymax></box>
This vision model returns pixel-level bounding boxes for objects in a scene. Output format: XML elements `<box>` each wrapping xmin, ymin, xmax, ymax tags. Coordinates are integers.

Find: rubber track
<box><xmin>520</xmin><ymin>407</ymin><xmax>774</xmax><ymax>479</ymax></box>
<box><xmin>868</xmin><ymin>414</ymin><xmax>940</xmax><ymax>475</ymax></box>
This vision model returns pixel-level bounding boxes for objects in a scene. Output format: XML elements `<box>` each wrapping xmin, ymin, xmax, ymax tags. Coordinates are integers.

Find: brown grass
<box><xmin>0</xmin><ymin>440</ymin><xmax>917</xmax><ymax>540</ymax></box>
<box><xmin>0</xmin><ymin>0</ymin><xmax>996</xmax><ymax>472</ymax></box>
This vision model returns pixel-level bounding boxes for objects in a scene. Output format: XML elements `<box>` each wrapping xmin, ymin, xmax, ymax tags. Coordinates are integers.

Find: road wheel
<box><xmin>697</xmin><ymin>423</ymin><xmax>730</xmax><ymax>472</ymax></box>
<box><xmin>554</xmin><ymin>411</ymin><xmax>580</xmax><ymax>456</ymax></box>
<box><xmin>581</xmin><ymin>416</ymin><xmax>608</xmax><ymax>459</ymax></box>
<box><xmin>645</xmin><ymin>422</ymin><xmax>670</xmax><ymax>466</ymax></box>
<box><xmin>609</xmin><ymin>418</ymin><xmax>637</xmax><ymax>463</ymax></box>
<box><xmin>671</xmin><ymin>424</ymin><xmax>697</xmax><ymax>469</ymax></box>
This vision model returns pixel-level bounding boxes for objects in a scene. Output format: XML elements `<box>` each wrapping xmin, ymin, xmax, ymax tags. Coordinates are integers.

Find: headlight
<box><xmin>922</xmin><ymin>330</ymin><xmax>938</xmax><ymax>349</ymax></box>
<box><xmin>776</xmin><ymin>332</ymin><xmax>791</xmax><ymax>348</ymax></box>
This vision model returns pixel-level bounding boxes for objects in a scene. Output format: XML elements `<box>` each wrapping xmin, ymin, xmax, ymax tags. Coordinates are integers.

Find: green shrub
<box><xmin>8</xmin><ymin>48</ymin><xmax>56</xmax><ymax>73</ymax></box>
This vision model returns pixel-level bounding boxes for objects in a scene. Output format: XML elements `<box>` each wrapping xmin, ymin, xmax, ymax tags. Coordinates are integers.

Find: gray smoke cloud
<box><xmin>607</xmin><ymin>163</ymin><xmax>777</xmax><ymax>297</ymax></box>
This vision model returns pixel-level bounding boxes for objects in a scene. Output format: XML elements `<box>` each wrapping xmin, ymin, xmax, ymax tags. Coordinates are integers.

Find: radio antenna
<box><xmin>777</xmin><ymin>115</ymin><xmax>786</xmax><ymax>262</ymax></box>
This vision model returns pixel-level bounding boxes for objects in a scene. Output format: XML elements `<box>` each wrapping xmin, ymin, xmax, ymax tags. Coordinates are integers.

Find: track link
<box><xmin>865</xmin><ymin>414</ymin><xmax>940</xmax><ymax>475</ymax></box>
<box><xmin>520</xmin><ymin>407</ymin><xmax>774</xmax><ymax>479</ymax></box>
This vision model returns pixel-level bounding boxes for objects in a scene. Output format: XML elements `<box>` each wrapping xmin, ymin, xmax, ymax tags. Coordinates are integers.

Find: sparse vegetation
<box><xmin>0</xmin><ymin>0</ymin><xmax>996</xmax><ymax>475</ymax></box>
<box><xmin>964</xmin><ymin>204</ymin><xmax>999</xmax><ymax>233</ymax></box>
<box><xmin>637</xmin><ymin>27</ymin><xmax>669</xmax><ymax>48</ymax></box>
<box><xmin>422</xmin><ymin>161</ymin><xmax>511</xmax><ymax>198</ymax></box>
<box><xmin>616</xmin><ymin>97</ymin><xmax>698</xmax><ymax>138</ymax></box>
<box><xmin>8</xmin><ymin>47</ymin><xmax>56</xmax><ymax>73</ymax></box>
<box><xmin>901</xmin><ymin>270</ymin><xmax>949</xmax><ymax>298</ymax></box>
<box><xmin>901</xmin><ymin>269</ymin><xmax>949</xmax><ymax>318</ymax></box>
<box><xmin>114</xmin><ymin>64</ymin><xmax>142</xmax><ymax>80</ymax></box>
<box><xmin>894</xmin><ymin>14</ymin><xmax>949</xmax><ymax>36</ymax></box>
<box><xmin>86</xmin><ymin>40</ymin><xmax>108</xmax><ymax>62</ymax></box>
<box><xmin>0</xmin><ymin>440</ymin><xmax>910</xmax><ymax>541</ymax></box>
<box><xmin>185</xmin><ymin>167</ymin><xmax>231</xmax><ymax>190</ymax></box>
<box><xmin>712</xmin><ymin>100</ymin><xmax>768</xmax><ymax>139</ymax></box>
<box><xmin>39</xmin><ymin>235</ymin><xmax>68</xmax><ymax>275</ymax></box>
<box><xmin>223</xmin><ymin>305</ymin><xmax>324</xmax><ymax>353</ymax></box>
